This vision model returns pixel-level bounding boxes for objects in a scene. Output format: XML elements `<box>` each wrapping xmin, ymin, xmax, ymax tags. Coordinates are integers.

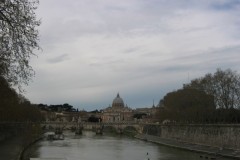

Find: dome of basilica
<box><xmin>112</xmin><ymin>93</ymin><xmax>124</xmax><ymax>108</ymax></box>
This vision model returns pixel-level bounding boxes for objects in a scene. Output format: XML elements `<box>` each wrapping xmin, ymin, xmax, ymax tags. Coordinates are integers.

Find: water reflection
<box><xmin>24</xmin><ymin>131</ymin><xmax>233</xmax><ymax>160</ymax></box>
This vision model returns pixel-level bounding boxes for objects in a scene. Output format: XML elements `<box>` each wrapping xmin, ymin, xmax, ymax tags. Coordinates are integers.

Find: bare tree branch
<box><xmin>0</xmin><ymin>0</ymin><xmax>40</xmax><ymax>91</ymax></box>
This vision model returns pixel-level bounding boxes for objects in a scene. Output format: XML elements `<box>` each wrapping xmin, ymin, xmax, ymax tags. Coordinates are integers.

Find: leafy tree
<box><xmin>133</xmin><ymin>113</ymin><xmax>147</xmax><ymax>119</ymax></box>
<box><xmin>39</xmin><ymin>103</ymin><xmax>77</xmax><ymax>112</ymax></box>
<box><xmin>156</xmin><ymin>88</ymin><xmax>215</xmax><ymax>123</ymax></box>
<box><xmin>63</xmin><ymin>103</ymin><xmax>74</xmax><ymax>111</ymax></box>
<box><xmin>0</xmin><ymin>75</ymin><xmax>18</xmax><ymax>105</ymax></box>
<box><xmin>163</xmin><ymin>88</ymin><xmax>214</xmax><ymax>110</ymax></box>
<box><xmin>184</xmin><ymin>68</ymin><xmax>240</xmax><ymax>109</ymax></box>
<box><xmin>0</xmin><ymin>75</ymin><xmax>42</xmax><ymax>122</ymax></box>
<box><xmin>0</xmin><ymin>0</ymin><xmax>40</xmax><ymax>89</ymax></box>
<box><xmin>88</xmin><ymin>115</ymin><xmax>101</xmax><ymax>122</ymax></box>
<box><xmin>90</xmin><ymin>109</ymin><xmax>101</xmax><ymax>113</ymax></box>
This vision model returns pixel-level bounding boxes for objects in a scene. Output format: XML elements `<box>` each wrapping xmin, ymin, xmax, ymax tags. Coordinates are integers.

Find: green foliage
<box><xmin>0</xmin><ymin>76</ymin><xmax>43</xmax><ymax>122</ymax></box>
<box><xmin>133</xmin><ymin>113</ymin><xmax>147</xmax><ymax>119</ymax></box>
<box><xmin>0</xmin><ymin>0</ymin><xmax>40</xmax><ymax>89</ymax></box>
<box><xmin>37</xmin><ymin>103</ymin><xmax>77</xmax><ymax>112</ymax></box>
<box><xmin>156</xmin><ymin>88</ymin><xmax>215</xmax><ymax>123</ymax></box>
<box><xmin>88</xmin><ymin>115</ymin><xmax>101</xmax><ymax>122</ymax></box>
<box><xmin>163</xmin><ymin>88</ymin><xmax>215</xmax><ymax>111</ymax></box>
<box><xmin>0</xmin><ymin>75</ymin><xmax>18</xmax><ymax>105</ymax></box>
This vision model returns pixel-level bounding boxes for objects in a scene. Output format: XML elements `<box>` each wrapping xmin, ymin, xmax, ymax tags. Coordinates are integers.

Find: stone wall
<box><xmin>143</xmin><ymin>124</ymin><xmax>240</xmax><ymax>150</ymax></box>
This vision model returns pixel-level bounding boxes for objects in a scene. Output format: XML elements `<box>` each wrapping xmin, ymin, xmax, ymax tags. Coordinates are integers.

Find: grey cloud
<box><xmin>122</xmin><ymin>47</ymin><xmax>141</xmax><ymax>54</ymax></box>
<box><xmin>159</xmin><ymin>45</ymin><xmax>240</xmax><ymax>73</ymax></box>
<box><xmin>141</xmin><ymin>52</ymin><xmax>164</xmax><ymax>58</ymax></box>
<box><xmin>26</xmin><ymin>0</ymin><xmax>240</xmax><ymax>110</ymax></box>
<box><xmin>120</xmin><ymin>45</ymin><xmax>240</xmax><ymax>80</ymax></box>
<box><xmin>163</xmin><ymin>65</ymin><xmax>194</xmax><ymax>72</ymax></box>
<box><xmin>210</xmin><ymin>0</ymin><xmax>240</xmax><ymax>10</ymax></box>
<box><xmin>47</xmin><ymin>54</ymin><xmax>70</xmax><ymax>63</ymax></box>
<box><xmin>104</xmin><ymin>5</ymin><xmax>127</xmax><ymax>12</ymax></box>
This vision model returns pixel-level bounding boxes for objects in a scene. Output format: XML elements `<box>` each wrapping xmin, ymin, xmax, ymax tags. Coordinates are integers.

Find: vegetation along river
<box><xmin>23</xmin><ymin>131</ymin><xmax>234</xmax><ymax>160</ymax></box>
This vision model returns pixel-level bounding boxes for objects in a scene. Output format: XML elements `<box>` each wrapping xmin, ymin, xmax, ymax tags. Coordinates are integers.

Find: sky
<box><xmin>25</xmin><ymin>0</ymin><xmax>240</xmax><ymax>111</ymax></box>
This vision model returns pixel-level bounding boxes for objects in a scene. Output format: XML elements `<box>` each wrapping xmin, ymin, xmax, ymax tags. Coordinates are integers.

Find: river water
<box><xmin>23</xmin><ymin>131</ymin><xmax>233</xmax><ymax>160</ymax></box>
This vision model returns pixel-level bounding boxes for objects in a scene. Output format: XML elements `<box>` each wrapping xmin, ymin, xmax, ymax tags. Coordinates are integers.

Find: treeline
<box><xmin>0</xmin><ymin>76</ymin><xmax>43</xmax><ymax>122</ymax></box>
<box><xmin>155</xmin><ymin>68</ymin><xmax>240</xmax><ymax>124</ymax></box>
<box><xmin>37</xmin><ymin>103</ymin><xmax>78</xmax><ymax>112</ymax></box>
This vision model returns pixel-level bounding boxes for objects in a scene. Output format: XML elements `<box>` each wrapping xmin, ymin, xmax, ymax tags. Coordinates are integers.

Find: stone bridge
<box><xmin>41</xmin><ymin>122</ymin><xmax>145</xmax><ymax>134</ymax></box>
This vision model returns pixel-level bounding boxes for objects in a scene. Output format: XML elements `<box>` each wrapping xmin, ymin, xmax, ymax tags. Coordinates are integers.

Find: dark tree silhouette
<box><xmin>156</xmin><ymin>88</ymin><xmax>215</xmax><ymax>123</ymax></box>
<box><xmin>0</xmin><ymin>75</ymin><xmax>42</xmax><ymax>122</ymax></box>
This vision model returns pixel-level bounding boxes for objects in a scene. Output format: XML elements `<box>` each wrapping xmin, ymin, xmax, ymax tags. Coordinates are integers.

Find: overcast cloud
<box><xmin>25</xmin><ymin>0</ymin><xmax>240</xmax><ymax>110</ymax></box>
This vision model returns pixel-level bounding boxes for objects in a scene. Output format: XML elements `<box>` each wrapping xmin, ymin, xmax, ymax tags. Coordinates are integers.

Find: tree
<box><xmin>133</xmin><ymin>113</ymin><xmax>147</xmax><ymax>119</ymax></box>
<box><xmin>156</xmin><ymin>88</ymin><xmax>215</xmax><ymax>123</ymax></box>
<box><xmin>88</xmin><ymin>115</ymin><xmax>101</xmax><ymax>122</ymax></box>
<box><xmin>0</xmin><ymin>0</ymin><xmax>40</xmax><ymax>90</ymax></box>
<box><xmin>0</xmin><ymin>75</ymin><xmax>42</xmax><ymax>122</ymax></box>
<box><xmin>0</xmin><ymin>75</ymin><xmax>18</xmax><ymax>105</ymax></box>
<box><xmin>184</xmin><ymin>68</ymin><xmax>240</xmax><ymax>109</ymax></box>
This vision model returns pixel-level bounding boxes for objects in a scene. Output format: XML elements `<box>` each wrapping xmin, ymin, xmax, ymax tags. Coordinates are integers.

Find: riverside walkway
<box><xmin>135</xmin><ymin>134</ymin><xmax>240</xmax><ymax>159</ymax></box>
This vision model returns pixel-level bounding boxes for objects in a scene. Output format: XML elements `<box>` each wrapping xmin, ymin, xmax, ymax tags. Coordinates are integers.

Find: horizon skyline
<box><xmin>34</xmin><ymin>92</ymin><xmax>159</xmax><ymax>111</ymax></box>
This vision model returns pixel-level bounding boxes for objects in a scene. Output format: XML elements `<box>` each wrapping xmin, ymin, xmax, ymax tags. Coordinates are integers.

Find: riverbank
<box><xmin>0</xmin><ymin>123</ymin><xmax>42</xmax><ymax>160</ymax></box>
<box><xmin>135</xmin><ymin>134</ymin><xmax>240</xmax><ymax>159</ymax></box>
<box><xmin>0</xmin><ymin>134</ymin><xmax>25</xmax><ymax>160</ymax></box>
<box><xmin>0</xmin><ymin>133</ymin><xmax>43</xmax><ymax>160</ymax></box>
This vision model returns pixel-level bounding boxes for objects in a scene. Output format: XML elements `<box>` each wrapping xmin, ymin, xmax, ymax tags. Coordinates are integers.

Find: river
<box><xmin>23</xmin><ymin>131</ymin><xmax>233</xmax><ymax>160</ymax></box>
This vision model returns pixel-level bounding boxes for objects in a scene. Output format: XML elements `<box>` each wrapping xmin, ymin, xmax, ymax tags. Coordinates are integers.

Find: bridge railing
<box><xmin>41</xmin><ymin>121</ymin><xmax>148</xmax><ymax>126</ymax></box>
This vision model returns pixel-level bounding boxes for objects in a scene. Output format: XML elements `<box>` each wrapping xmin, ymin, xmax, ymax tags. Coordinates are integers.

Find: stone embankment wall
<box><xmin>143</xmin><ymin>124</ymin><xmax>240</xmax><ymax>150</ymax></box>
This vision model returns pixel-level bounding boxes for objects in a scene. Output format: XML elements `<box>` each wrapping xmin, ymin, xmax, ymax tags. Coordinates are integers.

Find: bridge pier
<box><xmin>96</xmin><ymin>128</ymin><xmax>103</xmax><ymax>134</ymax></box>
<box><xmin>95</xmin><ymin>124</ymin><xmax>103</xmax><ymax>135</ymax></box>
<box><xmin>55</xmin><ymin>127</ymin><xmax>63</xmax><ymax>134</ymax></box>
<box><xmin>117</xmin><ymin>128</ymin><xmax>123</xmax><ymax>134</ymax></box>
<box><xmin>75</xmin><ymin>124</ymin><xmax>83</xmax><ymax>135</ymax></box>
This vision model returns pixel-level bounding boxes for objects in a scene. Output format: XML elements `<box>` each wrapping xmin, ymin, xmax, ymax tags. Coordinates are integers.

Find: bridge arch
<box><xmin>103</xmin><ymin>126</ymin><xmax>117</xmax><ymax>132</ymax></box>
<box><xmin>122</xmin><ymin>126</ymin><xmax>138</xmax><ymax>135</ymax></box>
<box><xmin>123</xmin><ymin>126</ymin><xmax>137</xmax><ymax>132</ymax></box>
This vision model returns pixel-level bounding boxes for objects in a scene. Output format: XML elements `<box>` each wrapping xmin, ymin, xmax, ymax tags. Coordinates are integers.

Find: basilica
<box><xmin>101</xmin><ymin>93</ymin><xmax>133</xmax><ymax>122</ymax></box>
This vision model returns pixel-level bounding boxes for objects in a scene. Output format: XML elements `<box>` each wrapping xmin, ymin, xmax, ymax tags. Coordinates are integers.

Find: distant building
<box><xmin>133</xmin><ymin>100</ymin><xmax>158</xmax><ymax>123</ymax></box>
<box><xmin>101</xmin><ymin>93</ymin><xmax>133</xmax><ymax>122</ymax></box>
<box><xmin>40</xmin><ymin>110</ymin><xmax>56</xmax><ymax>122</ymax></box>
<box><xmin>37</xmin><ymin>94</ymin><xmax>159</xmax><ymax>123</ymax></box>
<box><xmin>133</xmin><ymin>106</ymin><xmax>158</xmax><ymax>123</ymax></box>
